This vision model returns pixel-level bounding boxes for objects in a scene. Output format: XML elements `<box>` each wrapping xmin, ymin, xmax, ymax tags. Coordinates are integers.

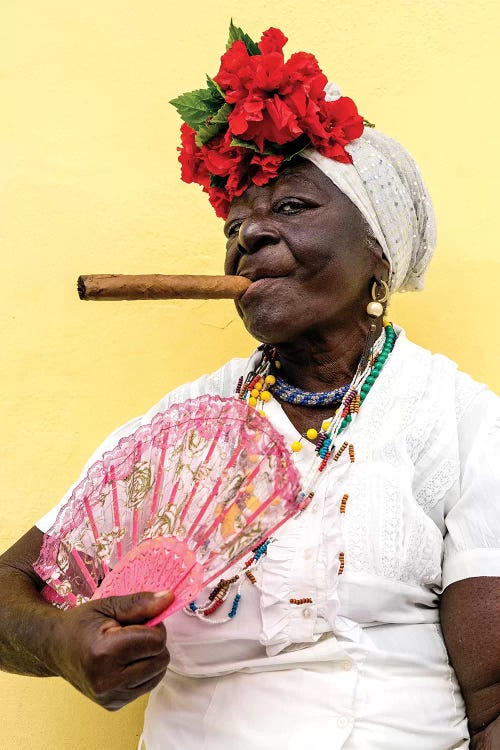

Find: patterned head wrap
<box><xmin>302</xmin><ymin>85</ymin><xmax>436</xmax><ymax>294</ymax></box>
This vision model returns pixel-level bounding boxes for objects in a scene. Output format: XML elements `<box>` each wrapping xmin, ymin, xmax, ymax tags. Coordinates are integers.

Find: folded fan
<box><xmin>34</xmin><ymin>395</ymin><xmax>303</xmax><ymax>625</ymax></box>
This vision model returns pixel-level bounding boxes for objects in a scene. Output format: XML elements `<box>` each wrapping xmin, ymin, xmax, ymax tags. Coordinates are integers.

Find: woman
<box><xmin>0</xmin><ymin>23</ymin><xmax>499</xmax><ymax>750</ymax></box>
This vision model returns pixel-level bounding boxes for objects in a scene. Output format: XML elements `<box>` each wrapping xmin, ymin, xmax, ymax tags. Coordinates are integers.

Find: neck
<box><xmin>274</xmin><ymin>318</ymin><xmax>384</xmax><ymax>392</ymax></box>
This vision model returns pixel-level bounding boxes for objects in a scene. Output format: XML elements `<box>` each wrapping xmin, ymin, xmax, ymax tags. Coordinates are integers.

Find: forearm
<box><xmin>440</xmin><ymin>578</ymin><xmax>500</xmax><ymax>741</ymax></box>
<box><xmin>0</xmin><ymin>530</ymin><xmax>63</xmax><ymax>677</ymax></box>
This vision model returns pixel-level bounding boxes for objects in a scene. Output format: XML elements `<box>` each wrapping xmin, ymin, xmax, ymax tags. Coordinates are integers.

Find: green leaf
<box><xmin>226</xmin><ymin>19</ymin><xmax>260</xmax><ymax>55</ymax></box>
<box><xmin>194</xmin><ymin>102</ymin><xmax>231</xmax><ymax>146</ymax></box>
<box><xmin>230</xmin><ymin>134</ymin><xmax>310</xmax><ymax>161</ymax></box>
<box><xmin>195</xmin><ymin>120</ymin><xmax>225</xmax><ymax>146</ymax></box>
<box><xmin>230</xmin><ymin>136</ymin><xmax>266</xmax><ymax>153</ymax></box>
<box><xmin>211</xmin><ymin>101</ymin><xmax>232</xmax><ymax>125</ymax></box>
<box><xmin>170</xmin><ymin>87</ymin><xmax>224</xmax><ymax>130</ymax></box>
<box><xmin>206</xmin><ymin>75</ymin><xmax>224</xmax><ymax>98</ymax></box>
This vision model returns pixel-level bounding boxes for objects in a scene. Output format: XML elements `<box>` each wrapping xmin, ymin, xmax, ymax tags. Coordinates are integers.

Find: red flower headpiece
<box><xmin>171</xmin><ymin>22</ymin><xmax>367</xmax><ymax>219</ymax></box>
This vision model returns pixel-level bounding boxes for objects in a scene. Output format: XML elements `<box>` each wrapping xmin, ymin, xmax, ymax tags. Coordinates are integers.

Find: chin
<box><xmin>240</xmin><ymin>310</ymin><xmax>296</xmax><ymax>344</ymax></box>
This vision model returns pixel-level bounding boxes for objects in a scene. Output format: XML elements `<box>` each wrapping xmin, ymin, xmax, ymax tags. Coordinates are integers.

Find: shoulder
<box><xmin>397</xmin><ymin>331</ymin><xmax>494</xmax><ymax>418</ymax></box>
<box><xmin>398</xmin><ymin>332</ymin><xmax>499</xmax><ymax>466</ymax></box>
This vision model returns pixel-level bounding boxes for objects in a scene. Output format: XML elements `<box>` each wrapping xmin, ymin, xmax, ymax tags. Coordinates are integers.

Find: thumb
<box><xmin>94</xmin><ymin>590</ymin><xmax>175</xmax><ymax>625</ymax></box>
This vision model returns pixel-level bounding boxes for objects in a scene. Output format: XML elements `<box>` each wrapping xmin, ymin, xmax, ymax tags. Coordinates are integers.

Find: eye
<box><xmin>274</xmin><ymin>198</ymin><xmax>308</xmax><ymax>215</ymax></box>
<box><xmin>226</xmin><ymin>220</ymin><xmax>243</xmax><ymax>238</ymax></box>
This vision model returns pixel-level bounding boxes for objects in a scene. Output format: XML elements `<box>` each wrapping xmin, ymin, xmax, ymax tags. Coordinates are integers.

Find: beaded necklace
<box><xmin>271</xmin><ymin>378</ymin><xmax>350</xmax><ymax>407</ymax></box>
<box><xmin>184</xmin><ymin>322</ymin><xmax>396</xmax><ymax>623</ymax></box>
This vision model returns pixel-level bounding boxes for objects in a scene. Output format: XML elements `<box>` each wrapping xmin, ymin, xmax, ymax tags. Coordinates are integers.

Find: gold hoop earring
<box><xmin>367</xmin><ymin>279</ymin><xmax>390</xmax><ymax>318</ymax></box>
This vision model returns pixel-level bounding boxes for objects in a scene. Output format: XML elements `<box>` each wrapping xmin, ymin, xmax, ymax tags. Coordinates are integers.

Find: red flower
<box><xmin>214</xmin><ymin>41</ymin><xmax>253</xmax><ymax>104</ymax></box>
<box><xmin>201</xmin><ymin>133</ymin><xmax>244</xmax><ymax>177</ymax></box>
<box><xmin>258</xmin><ymin>27</ymin><xmax>288</xmax><ymax>55</ymax></box>
<box><xmin>207</xmin><ymin>186</ymin><xmax>230</xmax><ymax>219</ymax></box>
<box><xmin>284</xmin><ymin>52</ymin><xmax>327</xmax><ymax>100</ymax></box>
<box><xmin>177</xmin><ymin>123</ymin><xmax>211</xmax><ymax>189</ymax></box>
<box><xmin>308</xmin><ymin>97</ymin><xmax>364</xmax><ymax>161</ymax></box>
<box><xmin>229</xmin><ymin>94</ymin><xmax>303</xmax><ymax>151</ymax></box>
<box><xmin>174</xmin><ymin>25</ymin><xmax>367</xmax><ymax>219</ymax></box>
<box><xmin>250</xmin><ymin>52</ymin><xmax>287</xmax><ymax>93</ymax></box>
<box><xmin>249</xmin><ymin>153</ymin><xmax>284</xmax><ymax>185</ymax></box>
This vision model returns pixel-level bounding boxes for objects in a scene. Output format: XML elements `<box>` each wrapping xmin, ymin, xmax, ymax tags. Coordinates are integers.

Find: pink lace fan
<box><xmin>34</xmin><ymin>395</ymin><xmax>303</xmax><ymax>625</ymax></box>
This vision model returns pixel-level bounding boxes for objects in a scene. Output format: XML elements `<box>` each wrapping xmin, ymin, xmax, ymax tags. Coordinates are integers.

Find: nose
<box><xmin>237</xmin><ymin>216</ymin><xmax>281</xmax><ymax>254</ymax></box>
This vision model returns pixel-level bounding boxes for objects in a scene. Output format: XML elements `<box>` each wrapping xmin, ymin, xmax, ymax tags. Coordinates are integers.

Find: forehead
<box><xmin>228</xmin><ymin>158</ymin><xmax>346</xmax><ymax>214</ymax></box>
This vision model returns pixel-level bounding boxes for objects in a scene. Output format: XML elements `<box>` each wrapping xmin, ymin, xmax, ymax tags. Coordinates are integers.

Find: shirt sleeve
<box><xmin>442</xmin><ymin>385</ymin><xmax>500</xmax><ymax>589</ymax></box>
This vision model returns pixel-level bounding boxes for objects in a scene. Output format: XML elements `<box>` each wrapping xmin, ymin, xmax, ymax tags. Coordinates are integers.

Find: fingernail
<box><xmin>154</xmin><ymin>590</ymin><xmax>171</xmax><ymax>598</ymax></box>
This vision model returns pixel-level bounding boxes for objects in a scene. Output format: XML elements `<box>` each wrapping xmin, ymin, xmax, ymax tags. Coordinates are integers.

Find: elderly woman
<box><xmin>0</xmin><ymin>23</ymin><xmax>499</xmax><ymax>750</ymax></box>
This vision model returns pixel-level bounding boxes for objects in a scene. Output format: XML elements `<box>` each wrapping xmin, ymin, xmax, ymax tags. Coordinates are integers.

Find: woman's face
<box><xmin>224</xmin><ymin>159</ymin><xmax>387</xmax><ymax>344</ymax></box>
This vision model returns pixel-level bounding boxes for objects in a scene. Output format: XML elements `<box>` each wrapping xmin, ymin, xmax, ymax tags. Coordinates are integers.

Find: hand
<box><xmin>52</xmin><ymin>590</ymin><xmax>174</xmax><ymax>710</ymax></box>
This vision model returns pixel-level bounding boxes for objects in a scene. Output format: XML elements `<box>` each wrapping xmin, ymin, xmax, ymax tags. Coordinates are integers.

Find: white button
<box><xmin>337</xmin><ymin>716</ymin><xmax>350</xmax><ymax>728</ymax></box>
<box><xmin>304</xmin><ymin>548</ymin><xmax>313</xmax><ymax>560</ymax></box>
<box><xmin>302</xmin><ymin>607</ymin><xmax>312</xmax><ymax>618</ymax></box>
<box><xmin>342</xmin><ymin>660</ymin><xmax>353</xmax><ymax>671</ymax></box>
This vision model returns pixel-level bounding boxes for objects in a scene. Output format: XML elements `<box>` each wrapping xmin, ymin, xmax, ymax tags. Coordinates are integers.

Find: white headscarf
<box><xmin>302</xmin><ymin>84</ymin><xmax>436</xmax><ymax>294</ymax></box>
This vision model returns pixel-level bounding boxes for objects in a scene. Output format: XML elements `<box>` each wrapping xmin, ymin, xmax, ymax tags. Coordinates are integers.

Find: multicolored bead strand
<box><xmin>184</xmin><ymin>540</ymin><xmax>271</xmax><ymax>624</ymax></box>
<box><xmin>187</xmin><ymin>323</ymin><xmax>397</xmax><ymax>624</ymax></box>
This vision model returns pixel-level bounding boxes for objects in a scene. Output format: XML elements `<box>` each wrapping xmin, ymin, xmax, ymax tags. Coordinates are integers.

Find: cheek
<box><xmin>224</xmin><ymin>242</ymin><xmax>238</xmax><ymax>274</ymax></box>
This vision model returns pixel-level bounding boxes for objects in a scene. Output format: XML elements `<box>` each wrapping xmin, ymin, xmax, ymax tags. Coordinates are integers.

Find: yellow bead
<box><xmin>245</xmin><ymin>484</ymin><xmax>254</xmax><ymax>494</ymax></box>
<box><xmin>261</xmin><ymin>390</ymin><xmax>271</xmax><ymax>402</ymax></box>
<box><xmin>306</xmin><ymin>428</ymin><xmax>318</xmax><ymax>441</ymax></box>
<box><xmin>254</xmin><ymin>381</ymin><xmax>263</xmax><ymax>390</ymax></box>
<box><xmin>259</xmin><ymin>410</ymin><xmax>266</xmax><ymax>417</ymax></box>
<box><xmin>384</xmin><ymin>319</ymin><xmax>392</xmax><ymax>327</ymax></box>
<box><xmin>248</xmin><ymin>396</ymin><xmax>257</xmax><ymax>407</ymax></box>
<box><xmin>250</xmin><ymin>389</ymin><xmax>260</xmax><ymax>398</ymax></box>
<box><xmin>274</xmin><ymin>360</ymin><xmax>281</xmax><ymax>369</ymax></box>
<box><xmin>265</xmin><ymin>374</ymin><xmax>276</xmax><ymax>385</ymax></box>
<box><xmin>321</xmin><ymin>420</ymin><xmax>331</xmax><ymax>431</ymax></box>
<box><xmin>291</xmin><ymin>441</ymin><xmax>303</xmax><ymax>452</ymax></box>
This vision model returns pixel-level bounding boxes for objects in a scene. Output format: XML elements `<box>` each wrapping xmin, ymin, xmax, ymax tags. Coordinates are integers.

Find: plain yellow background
<box><xmin>1</xmin><ymin>1</ymin><xmax>499</xmax><ymax>747</ymax></box>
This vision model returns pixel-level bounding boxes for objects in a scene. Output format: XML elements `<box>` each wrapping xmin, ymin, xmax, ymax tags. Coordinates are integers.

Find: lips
<box><xmin>238</xmin><ymin>270</ymin><xmax>284</xmax><ymax>283</ymax></box>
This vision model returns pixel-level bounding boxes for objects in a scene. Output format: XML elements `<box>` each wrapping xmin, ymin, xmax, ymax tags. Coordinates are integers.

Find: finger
<box><xmin>94</xmin><ymin>590</ymin><xmax>175</xmax><ymax>625</ymax></box>
<box><xmin>122</xmin><ymin>655</ymin><xmax>170</xmax><ymax>689</ymax></box>
<box><xmin>126</xmin><ymin>670</ymin><xmax>167</xmax><ymax>696</ymax></box>
<box><xmin>103</xmin><ymin>669</ymin><xmax>167</xmax><ymax>711</ymax></box>
<box><xmin>114</xmin><ymin>628</ymin><xmax>169</xmax><ymax>664</ymax></box>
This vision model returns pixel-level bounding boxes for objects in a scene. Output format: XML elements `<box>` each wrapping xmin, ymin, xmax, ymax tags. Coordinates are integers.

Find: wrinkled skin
<box><xmin>224</xmin><ymin>158</ymin><xmax>388</xmax><ymax>347</ymax></box>
<box><xmin>224</xmin><ymin>158</ymin><xmax>389</xmax><ymax>436</ymax></box>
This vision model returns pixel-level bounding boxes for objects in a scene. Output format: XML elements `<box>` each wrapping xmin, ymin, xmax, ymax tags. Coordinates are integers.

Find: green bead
<box><xmin>346</xmin><ymin>413</ymin><xmax>352</xmax><ymax>422</ymax></box>
<box><xmin>366</xmin><ymin>375</ymin><xmax>375</xmax><ymax>385</ymax></box>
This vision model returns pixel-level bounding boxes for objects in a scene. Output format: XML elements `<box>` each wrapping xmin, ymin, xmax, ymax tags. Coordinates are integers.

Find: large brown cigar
<box><xmin>77</xmin><ymin>274</ymin><xmax>251</xmax><ymax>301</ymax></box>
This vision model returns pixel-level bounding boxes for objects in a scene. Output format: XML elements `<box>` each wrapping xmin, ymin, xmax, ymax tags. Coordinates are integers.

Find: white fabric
<box><xmin>36</xmin><ymin>332</ymin><xmax>500</xmax><ymax>749</ymax></box>
<box><xmin>302</xmin><ymin>83</ymin><xmax>437</xmax><ymax>294</ymax></box>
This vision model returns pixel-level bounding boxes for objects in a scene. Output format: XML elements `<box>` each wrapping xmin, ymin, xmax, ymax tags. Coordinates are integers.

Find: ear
<box><xmin>366</xmin><ymin>234</ymin><xmax>390</xmax><ymax>282</ymax></box>
<box><xmin>377</xmin><ymin>252</ymin><xmax>391</xmax><ymax>283</ymax></box>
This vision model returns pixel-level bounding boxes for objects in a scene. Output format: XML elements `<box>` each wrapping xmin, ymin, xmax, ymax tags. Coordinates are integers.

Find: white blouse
<box><xmin>36</xmin><ymin>330</ymin><xmax>500</xmax><ymax>749</ymax></box>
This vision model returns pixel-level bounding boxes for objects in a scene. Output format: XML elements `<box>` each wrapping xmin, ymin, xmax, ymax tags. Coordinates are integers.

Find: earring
<box><xmin>367</xmin><ymin>279</ymin><xmax>390</xmax><ymax>318</ymax></box>
<box><xmin>360</xmin><ymin>279</ymin><xmax>390</xmax><ymax>371</ymax></box>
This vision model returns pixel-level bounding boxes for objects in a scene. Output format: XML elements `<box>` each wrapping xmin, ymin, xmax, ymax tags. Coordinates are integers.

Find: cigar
<box><xmin>77</xmin><ymin>274</ymin><xmax>252</xmax><ymax>301</ymax></box>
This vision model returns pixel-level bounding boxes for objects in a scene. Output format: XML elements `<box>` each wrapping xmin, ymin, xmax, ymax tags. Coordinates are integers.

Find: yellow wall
<box><xmin>1</xmin><ymin>1</ymin><xmax>499</xmax><ymax>747</ymax></box>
